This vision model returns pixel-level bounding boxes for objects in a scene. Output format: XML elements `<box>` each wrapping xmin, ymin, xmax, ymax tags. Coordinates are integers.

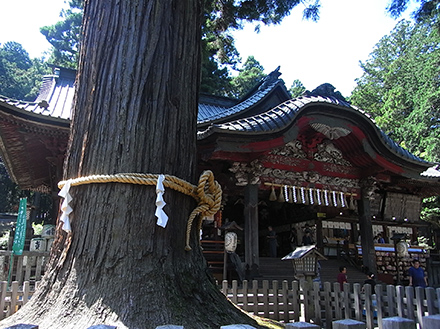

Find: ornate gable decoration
<box><xmin>310</xmin><ymin>123</ymin><xmax>351</xmax><ymax>140</ymax></box>
<box><xmin>314</xmin><ymin>141</ymin><xmax>352</xmax><ymax>167</ymax></box>
<box><xmin>270</xmin><ymin>140</ymin><xmax>306</xmax><ymax>159</ymax></box>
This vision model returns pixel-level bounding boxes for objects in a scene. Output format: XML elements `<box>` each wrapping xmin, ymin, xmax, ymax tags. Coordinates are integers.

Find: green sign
<box><xmin>12</xmin><ymin>198</ymin><xmax>27</xmax><ymax>255</ymax></box>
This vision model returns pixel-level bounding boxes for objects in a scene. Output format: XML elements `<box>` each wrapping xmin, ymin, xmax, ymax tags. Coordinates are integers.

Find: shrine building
<box><xmin>1</xmin><ymin>66</ymin><xmax>440</xmax><ymax>283</ymax></box>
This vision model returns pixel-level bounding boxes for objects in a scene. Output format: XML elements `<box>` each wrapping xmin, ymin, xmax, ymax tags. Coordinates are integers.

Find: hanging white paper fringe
<box><xmin>300</xmin><ymin>187</ymin><xmax>306</xmax><ymax>204</ymax></box>
<box><xmin>324</xmin><ymin>190</ymin><xmax>329</xmax><ymax>206</ymax></box>
<box><xmin>340</xmin><ymin>192</ymin><xmax>346</xmax><ymax>208</ymax></box>
<box><xmin>316</xmin><ymin>189</ymin><xmax>322</xmax><ymax>205</ymax></box>
<box><xmin>332</xmin><ymin>191</ymin><xmax>338</xmax><ymax>207</ymax></box>
<box><xmin>284</xmin><ymin>185</ymin><xmax>289</xmax><ymax>202</ymax></box>
<box><xmin>309</xmin><ymin>188</ymin><xmax>314</xmax><ymax>205</ymax></box>
<box><xmin>155</xmin><ymin>174</ymin><xmax>169</xmax><ymax>228</ymax></box>
<box><xmin>292</xmin><ymin>186</ymin><xmax>298</xmax><ymax>203</ymax></box>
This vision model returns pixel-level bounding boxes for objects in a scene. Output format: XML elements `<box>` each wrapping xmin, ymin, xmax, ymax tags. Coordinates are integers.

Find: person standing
<box><xmin>337</xmin><ymin>266</ymin><xmax>348</xmax><ymax>290</ymax></box>
<box><xmin>289</xmin><ymin>227</ymin><xmax>297</xmax><ymax>250</ymax></box>
<box><xmin>362</xmin><ymin>272</ymin><xmax>376</xmax><ymax>292</ymax></box>
<box><xmin>302</xmin><ymin>230</ymin><xmax>314</xmax><ymax>246</ymax></box>
<box><xmin>267</xmin><ymin>226</ymin><xmax>278</xmax><ymax>258</ymax></box>
<box><xmin>408</xmin><ymin>259</ymin><xmax>428</xmax><ymax>287</ymax></box>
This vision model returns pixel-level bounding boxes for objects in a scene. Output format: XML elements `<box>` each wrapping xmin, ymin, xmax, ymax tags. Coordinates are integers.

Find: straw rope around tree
<box><xmin>58</xmin><ymin>170</ymin><xmax>222</xmax><ymax>251</ymax></box>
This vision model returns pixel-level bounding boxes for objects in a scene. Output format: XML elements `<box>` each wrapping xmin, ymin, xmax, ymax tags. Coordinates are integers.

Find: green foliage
<box><xmin>32</xmin><ymin>222</ymin><xmax>43</xmax><ymax>236</ymax></box>
<box><xmin>0</xmin><ymin>42</ymin><xmax>49</xmax><ymax>100</ymax></box>
<box><xmin>289</xmin><ymin>79</ymin><xmax>306</xmax><ymax>98</ymax></box>
<box><xmin>350</xmin><ymin>19</ymin><xmax>440</xmax><ymax>162</ymax></box>
<box><xmin>421</xmin><ymin>196</ymin><xmax>440</xmax><ymax>227</ymax></box>
<box><xmin>0</xmin><ymin>231</ymin><xmax>9</xmax><ymax>250</ymax></box>
<box><xmin>40</xmin><ymin>0</ymin><xmax>83</xmax><ymax>69</ymax></box>
<box><xmin>228</xmin><ymin>56</ymin><xmax>266</xmax><ymax>98</ymax></box>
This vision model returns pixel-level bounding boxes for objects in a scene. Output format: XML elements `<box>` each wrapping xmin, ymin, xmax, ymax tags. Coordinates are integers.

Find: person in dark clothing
<box><xmin>362</xmin><ymin>272</ymin><xmax>376</xmax><ymax>292</ymax></box>
<box><xmin>289</xmin><ymin>228</ymin><xmax>297</xmax><ymax>250</ymax></box>
<box><xmin>408</xmin><ymin>259</ymin><xmax>428</xmax><ymax>287</ymax></box>
<box><xmin>267</xmin><ymin>226</ymin><xmax>277</xmax><ymax>257</ymax></box>
<box><xmin>302</xmin><ymin>231</ymin><xmax>313</xmax><ymax>246</ymax></box>
<box><xmin>337</xmin><ymin>266</ymin><xmax>348</xmax><ymax>290</ymax></box>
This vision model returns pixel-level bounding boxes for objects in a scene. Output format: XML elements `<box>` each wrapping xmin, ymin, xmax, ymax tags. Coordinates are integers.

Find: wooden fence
<box><xmin>0</xmin><ymin>281</ymin><xmax>38</xmax><ymax>320</ymax></box>
<box><xmin>0</xmin><ymin>251</ymin><xmax>49</xmax><ymax>286</ymax></box>
<box><xmin>1</xmin><ymin>278</ymin><xmax>439</xmax><ymax>328</ymax></box>
<box><xmin>221</xmin><ymin>280</ymin><xmax>440</xmax><ymax>329</ymax></box>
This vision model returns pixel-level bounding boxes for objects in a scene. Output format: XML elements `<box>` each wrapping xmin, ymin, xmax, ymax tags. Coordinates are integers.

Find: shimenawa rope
<box><xmin>58</xmin><ymin>170</ymin><xmax>222</xmax><ymax>251</ymax></box>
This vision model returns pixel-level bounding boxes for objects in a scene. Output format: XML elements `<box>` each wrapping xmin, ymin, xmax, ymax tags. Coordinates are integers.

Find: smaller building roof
<box><xmin>282</xmin><ymin>245</ymin><xmax>327</xmax><ymax>260</ymax></box>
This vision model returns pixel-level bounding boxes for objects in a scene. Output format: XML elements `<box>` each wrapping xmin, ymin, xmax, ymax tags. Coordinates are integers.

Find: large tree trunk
<box><xmin>1</xmin><ymin>1</ymin><xmax>259</xmax><ymax>328</ymax></box>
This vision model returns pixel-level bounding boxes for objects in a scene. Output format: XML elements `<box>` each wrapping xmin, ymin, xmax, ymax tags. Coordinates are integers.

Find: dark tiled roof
<box><xmin>197</xmin><ymin>79</ymin><xmax>285</xmax><ymax>124</ymax></box>
<box><xmin>198</xmin><ymin>95</ymin><xmax>431</xmax><ymax>167</ymax></box>
<box><xmin>0</xmin><ymin>67</ymin><xmax>75</xmax><ymax>123</ymax></box>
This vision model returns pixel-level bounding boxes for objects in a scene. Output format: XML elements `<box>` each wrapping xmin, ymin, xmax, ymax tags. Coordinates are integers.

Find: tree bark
<box><xmin>1</xmin><ymin>1</ymin><xmax>259</xmax><ymax>328</ymax></box>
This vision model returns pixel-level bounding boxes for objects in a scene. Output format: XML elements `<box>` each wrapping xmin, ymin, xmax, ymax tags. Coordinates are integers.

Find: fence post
<box><xmin>292</xmin><ymin>280</ymin><xmax>300</xmax><ymax>322</ymax></box>
<box><xmin>242</xmin><ymin>280</ymin><xmax>249</xmax><ymax>312</ymax></box>
<box><xmin>231</xmin><ymin>280</ymin><xmax>238</xmax><ymax>305</ymax></box>
<box><xmin>425</xmin><ymin>287</ymin><xmax>436</xmax><ymax>315</ymax></box>
<box><xmin>221</xmin><ymin>280</ymin><xmax>228</xmax><ymax>295</ymax></box>
<box><xmin>333</xmin><ymin>282</ymin><xmax>342</xmax><ymax>320</ymax></box>
<box><xmin>0</xmin><ymin>281</ymin><xmax>7</xmax><ymax>320</ymax></box>
<box><xmin>343</xmin><ymin>282</ymin><xmax>350</xmax><ymax>319</ymax></box>
<box><xmin>313</xmin><ymin>281</ymin><xmax>321</xmax><ymax>326</ymax></box>
<box><xmin>353</xmin><ymin>283</ymin><xmax>362</xmax><ymax>321</ymax></box>
<box><xmin>405</xmin><ymin>286</ymin><xmax>415</xmax><ymax>321</ymax></box>
<box><xmin>415</xmin><ymin>286</ymin><xmax>424</xmax><ymax>328</ymax></box>
<box><xmin>386</xmin><ymin>285</ymin><xmax>395</xmax><ymax>317</ymax></box>
<box><xmin>252</xmin><ymin>280</ymin><xmax>258</xmax><ymax>316</ymax></box>
<box><xmin>301</xmin><ymin>279</ymin><xmax>312</xmax><ymax>323</ymax></box>
<box><xmin>323</xmin><ymin>282</ymin><xmax>332</xmax><ymax>329</ymax></box>
<box><xmin>281</xmin><ymin>280</ymin><xmax>290</xmax><ymax>323</ymax></box>
<box><xmin>262</xmin><ymin>280</ymin><xmax>269</xmax><ymax>318</ymax></box>
<box><xmin>364</xmin><ymin>284</ymin><xmax>373</xmax><ymax>329</ymax></box>
<box><xmin>396</xmin><ymin>286</ymin><xmax>404</xmax><ymax>318</ymax></box>
<box><xmin>10</xmin><ymin>281</ymin><xmax>19</xmax><ymax>316</ymax></box>
<box><xmin>23</xmin><ymin>281</ymin><xmax>30</xmax><ymax>305</ymax></box>
<box><xmin>272</xmin><ymin>280</ymin><xmax>279</xmax><ymax>320</ymax></box>
<box><xmin>375</xmin><ymin>284</ymin><xmax>383</xmax><ymax>329</ymax></box>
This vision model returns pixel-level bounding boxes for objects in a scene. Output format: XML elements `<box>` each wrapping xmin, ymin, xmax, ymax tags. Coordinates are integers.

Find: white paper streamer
<box><xmin>292</xmin><ymin>187</ymin><xmax>298</xmax><ymax>203</ymax></box>
<box><xmin>340</xmin><ymin>192</ymin><xmax>346</xmax><ymax>208</ymax></box>
<box><xmin>316</xmin><ymin>189</ymin><xmax>322</xmax><ymax>205</ymax></box>
<box><xmin>300</xmin><ymin>187</ymin><xmax>306</xmax><ymax>204</ymax></box>
<box><xmin>309</xmin><ymin>188</ymin><xmax>314</xmax><ymax>205</ymax></box>
<box><xmin>332</xmin><ymin>191</ymin><xmax>338</xmax><ymax>207</ymax></box>
<box><xmin>58</xmin><ymin>181</ymin><xmax>72</xmax><ymax>232</ymax></box>
<box><xmin>155</xmin><ymin>174</ymin><xmax>169</xmax><ymax>228</ymax></box>
<box><xmin>284</xmin><ymin>185</ymin><xmax>289</xmax><ymax>202</ymax></box>
<box><xmin>324</xmin><ymin>190</ymin><xmax>329</xmax><ymax>206</ymax></box>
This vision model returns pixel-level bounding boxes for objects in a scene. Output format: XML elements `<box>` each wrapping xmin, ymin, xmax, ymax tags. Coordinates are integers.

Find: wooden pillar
<box><xmin>316</xmin><ymin>218</ymin><xmax>323</xmax><ymax>250</ymax></box>
<box><xmin>358</xmin><ymin>187</ymin><xmax>377</xmax><ymax>275</ymax></box>
<box><xmin>244</xmin><ymin>184</ymin><xmax>259</xmax><ymax>270</ymax></box>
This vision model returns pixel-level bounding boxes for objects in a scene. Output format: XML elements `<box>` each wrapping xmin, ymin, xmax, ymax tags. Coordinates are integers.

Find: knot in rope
<box><xmin>185</xmin><ymin>170</ymin><xmax>222</xmax><ymax>251</ymax></box>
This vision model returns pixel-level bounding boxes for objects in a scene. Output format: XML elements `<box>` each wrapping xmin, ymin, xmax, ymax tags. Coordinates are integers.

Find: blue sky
<box><xmin>0</xmin><ymin>0</ymin><xmax>415</xmax><ymax>97</ymax></box>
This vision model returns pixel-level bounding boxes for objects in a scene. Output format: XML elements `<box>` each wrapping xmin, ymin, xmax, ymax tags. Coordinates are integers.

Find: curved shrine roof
<box><xmin>0</xmin><ymin>66</ymin><xmax>439</xmax><ymax>192</ymax></box>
